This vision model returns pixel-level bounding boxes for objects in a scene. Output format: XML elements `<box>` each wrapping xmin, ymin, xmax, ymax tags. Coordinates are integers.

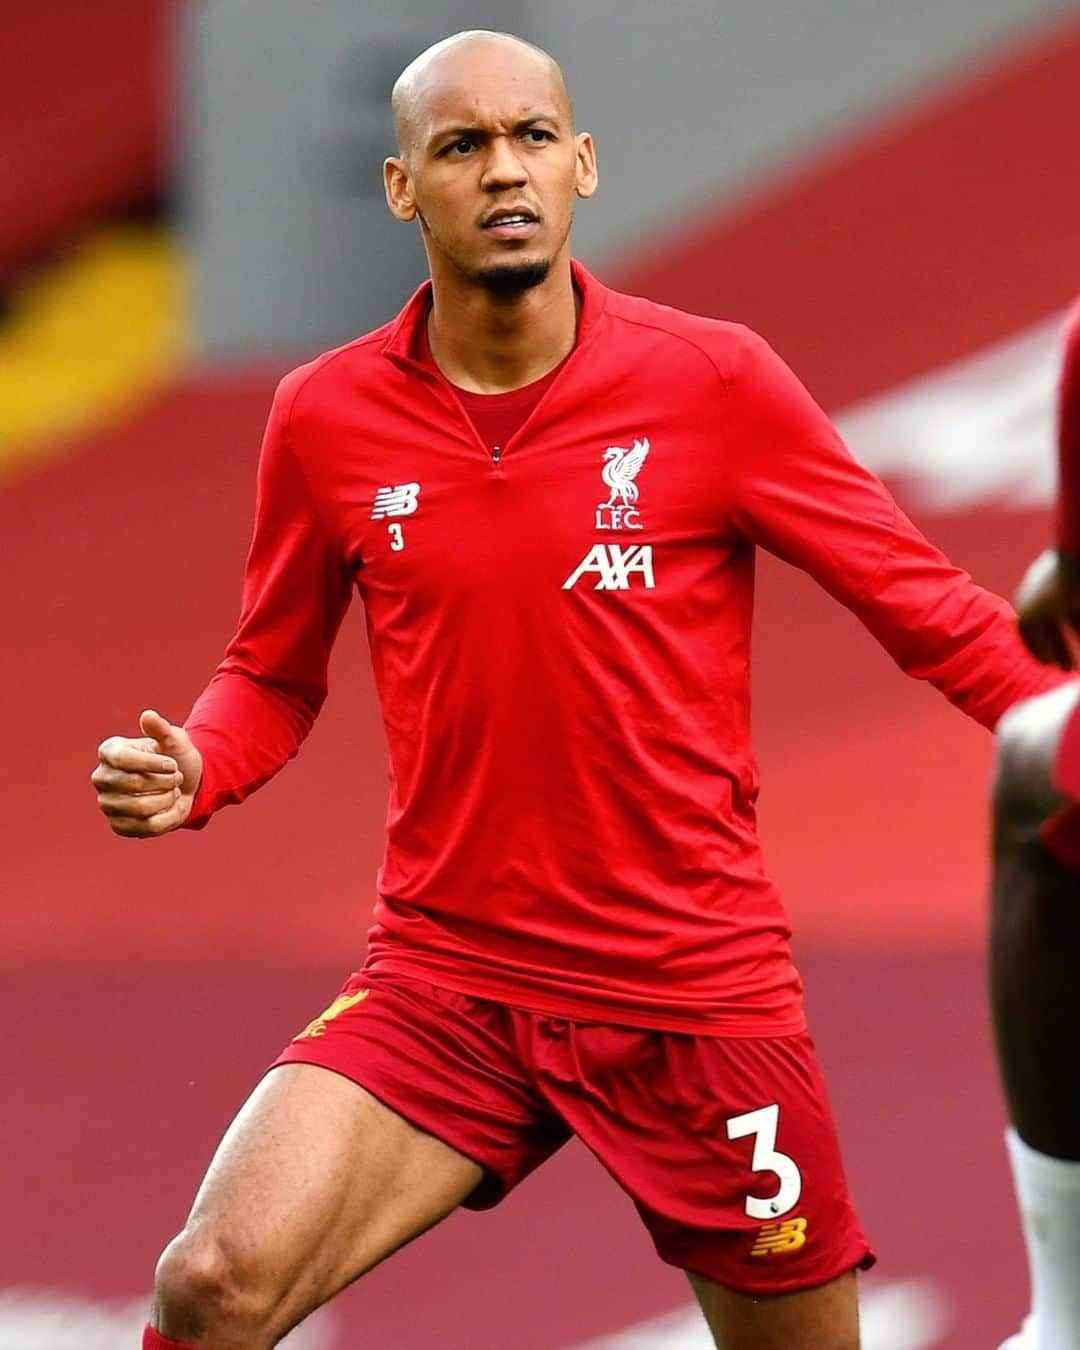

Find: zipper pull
<box><xmin>492</xmin><ymin>444</ymin><xmax>502</xmax><ymax>463</ymax></box>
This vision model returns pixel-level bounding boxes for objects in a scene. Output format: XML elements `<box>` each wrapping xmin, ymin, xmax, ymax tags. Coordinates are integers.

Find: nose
<box><xmin>480</xmin><ymin>135</ymin><xmax>528</xmax><ymax>192</ymax></box>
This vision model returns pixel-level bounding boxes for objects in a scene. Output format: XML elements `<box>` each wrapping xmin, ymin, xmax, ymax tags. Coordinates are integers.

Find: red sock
<box><xmin>143</xmin><ymin>1326</ymin><xmax>198</xmax><ymax>1350</ymax></box>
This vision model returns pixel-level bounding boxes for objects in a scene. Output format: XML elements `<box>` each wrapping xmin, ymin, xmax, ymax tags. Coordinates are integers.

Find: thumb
<box><xmin>139</xmin><ymin>708</ymin><xmax>193</xmax><ymax>755</ymax></box>
<box><xmin>140</xmin><ymin>708</ymin><xmax>203</xmax><ymax>793</ymax></box>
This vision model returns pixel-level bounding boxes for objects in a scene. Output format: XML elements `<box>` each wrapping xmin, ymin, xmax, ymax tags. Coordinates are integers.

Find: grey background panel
<box><xmin>183</xmin><ymin>0</ymin><xmax>523</xmax><ymax>355</ymax></box>
<box><xmin>546</xmin><ymin>0</ymin><xmax>1072</xmax><ymax>260</ymax></box>
<box><xmin>182</xmin><ymin>0</ymin><xmax>1071</xmax><ymax>356</ymax></box>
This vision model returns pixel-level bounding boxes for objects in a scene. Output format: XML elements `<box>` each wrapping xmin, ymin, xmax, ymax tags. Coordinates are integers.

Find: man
<box><xmin>992</xmin><ymin>302</ymin><xmax>1080</xmax><ymax>1350</ymax></box>
<box><xmin>92</xmin><ymin>31</ymin><xmax>1063</xmax><ymax>1350</ymax></box>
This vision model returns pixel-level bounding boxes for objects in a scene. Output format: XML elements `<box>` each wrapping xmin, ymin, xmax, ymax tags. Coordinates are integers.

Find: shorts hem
<box><xmin>672</xmin><ymin>1243</ymin><xmax>876</xmax><ymax>1297</ymax></box>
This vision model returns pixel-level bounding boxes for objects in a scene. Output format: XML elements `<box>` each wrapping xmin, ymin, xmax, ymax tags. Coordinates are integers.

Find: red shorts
<box><xmin>1043</xmin><ymin>698</ymin><xmax>1080</xmax><ymax>868</ymax></box>
<box><xmin>274</xmin><ymin>972</ymin><xmax>875</xmax><ymax>1295</ymax></box>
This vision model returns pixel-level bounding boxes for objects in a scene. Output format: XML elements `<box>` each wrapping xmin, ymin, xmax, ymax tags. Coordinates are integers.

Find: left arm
<box><xmin>719</xmin><ymin>329</ymin><xmax>1066</xmax><ymax>728</ymax></box>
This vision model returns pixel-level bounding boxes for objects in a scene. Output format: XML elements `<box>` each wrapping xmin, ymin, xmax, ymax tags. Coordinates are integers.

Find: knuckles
<box><xmin>97</xmin><ymin>736</ymin><xmax>125</xmax><ymax>762</ymax></box>
<box><xmin>92</xmin><ymin>734</ymin><xmax>186</xmax><ymax>837</ymax></box>
<box><xmin>96</xmin><ymin>790</ymin><xmax>176</xmax><ymax>822</ymax></box>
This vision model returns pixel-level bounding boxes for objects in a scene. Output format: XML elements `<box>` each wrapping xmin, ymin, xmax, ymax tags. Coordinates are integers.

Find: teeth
<box><xmin>491</xmin><ymin>215</ymin><xmax>530</xmax><ymax>226</ymax></box>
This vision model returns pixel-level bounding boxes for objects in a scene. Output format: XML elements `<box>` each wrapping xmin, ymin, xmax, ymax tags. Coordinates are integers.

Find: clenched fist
<box><xmin>92</xmin><ymin>709</ymin><xmax>203</xmax><ymax>837</ymax></box>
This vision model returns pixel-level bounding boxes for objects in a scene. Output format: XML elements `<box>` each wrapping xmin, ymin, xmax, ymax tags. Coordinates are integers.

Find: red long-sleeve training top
<box><xmin>185</xmin><ymin>262</ymin><xmax>1060</xmax><ymax>1035</ymax></box>
<box><xmin>1056</xmin><ymin>301</ymin><xmax>1080</xmax><ymax>558</ymax></box>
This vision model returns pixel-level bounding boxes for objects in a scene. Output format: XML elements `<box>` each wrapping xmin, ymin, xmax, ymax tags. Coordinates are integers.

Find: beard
<box><xmin>470</xmin><ymin>256</ymin><xmax>553</xmax><ymax>294</ymax></box>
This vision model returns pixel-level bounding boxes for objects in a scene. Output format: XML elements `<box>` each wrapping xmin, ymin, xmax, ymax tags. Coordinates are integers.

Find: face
<box><xmin>385</xmin><ymin>41</ymin><xmax>597</xmax><ymax>294</ymax></box>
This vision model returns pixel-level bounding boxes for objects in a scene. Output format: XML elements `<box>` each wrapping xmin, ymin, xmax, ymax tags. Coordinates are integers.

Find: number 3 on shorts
<box><xmin>726</xmin><ymin>1102</ymin><xmax>803</xmax><ymax>1219</ymax></box>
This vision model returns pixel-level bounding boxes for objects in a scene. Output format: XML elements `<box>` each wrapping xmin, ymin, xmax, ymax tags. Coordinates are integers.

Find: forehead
<box><xmin>411</xmin><ymin>45</ymin><xmax>568</xmax><ymax>138</ymax></box>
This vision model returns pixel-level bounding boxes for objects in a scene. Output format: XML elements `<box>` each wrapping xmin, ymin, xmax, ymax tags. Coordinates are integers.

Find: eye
<box><xmin>523</xmin><ymin>129</ymin><xmax>554</xmax><ymax>144</ymax></box>
<box><xmin>445</xmin><ymin>136</ymin><xmax>477</xmax><ymax>156</ymax></box>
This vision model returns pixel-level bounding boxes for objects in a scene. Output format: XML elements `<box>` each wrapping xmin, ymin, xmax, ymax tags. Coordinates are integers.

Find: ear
<box><xmin>384</xmin><ymin>157</ymin><xmax>418</xmax><ymax>222</ymax></box>
<box><xmin>573</xmin><ymin>132</ymin><xmax>598</xmax><ymax>200</ymax></box>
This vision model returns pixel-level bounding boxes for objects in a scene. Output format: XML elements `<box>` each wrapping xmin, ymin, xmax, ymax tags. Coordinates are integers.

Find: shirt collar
<box><xmin>380</xmin><ymin>259</ymin><xmax>608</xmax><ymax>371</ymax></box>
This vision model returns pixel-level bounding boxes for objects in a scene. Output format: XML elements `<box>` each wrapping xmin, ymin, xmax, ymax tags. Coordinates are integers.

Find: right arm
<box><xmin>93</xmin><ymin>378</ymin><xmax>354</xmax><ymax>835</ymax></box>
<box><xmin>718</xmin><ymin>328</ymin><xmax>1065</xmax><ymax>728</ymax></box>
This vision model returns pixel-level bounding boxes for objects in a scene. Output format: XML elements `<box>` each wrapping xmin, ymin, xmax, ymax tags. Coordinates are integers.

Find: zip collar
<box><xmin>380</xmin><ymin>259</ymin><xmax>609</xmax><ymax>374</ymax></box>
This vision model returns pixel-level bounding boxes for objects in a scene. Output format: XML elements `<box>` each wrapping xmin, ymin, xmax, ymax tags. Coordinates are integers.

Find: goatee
<box><xmin>474</xmin><ymin>259</ymin><xmax>552</xmax><ymax>294</ymax></box>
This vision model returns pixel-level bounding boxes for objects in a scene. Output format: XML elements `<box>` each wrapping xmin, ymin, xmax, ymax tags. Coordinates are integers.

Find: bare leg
<box><xmin>991</xmin><ymin>683</ymin><xmax>1080</xmax><ymax>1159</ymax></box>
<box><xmin>151</xmin><ymin>1063</ymin><xmax>484</xmax><ymax>1349</ymax></box>
<box><xmin>688</xmin><ymin>1268</ymin><xmax>859</xmax><ymax>1350</ymax></box>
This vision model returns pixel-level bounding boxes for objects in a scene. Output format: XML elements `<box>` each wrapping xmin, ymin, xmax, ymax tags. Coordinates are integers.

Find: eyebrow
<box><xmin>429</xmin><ymin>114</ymin><xmax>561</xmax><ymax>147</ymax></box>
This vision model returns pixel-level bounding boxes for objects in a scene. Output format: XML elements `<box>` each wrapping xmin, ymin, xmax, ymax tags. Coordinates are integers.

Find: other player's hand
<box><xmin>92</xmin><ymin>709</ymin><xmax>204</xmax><ymax>837</ymax></box>
<box><xmin>1015</xmin><ymin>548</ymin><xmax>1080</xmax><ymax>669</ymax></box>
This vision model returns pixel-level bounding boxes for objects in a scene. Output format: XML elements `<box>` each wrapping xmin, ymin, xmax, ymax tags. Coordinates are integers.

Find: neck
<box><xmin>426</xmin><ymin>252</ymin><xmax>578</xmax><ymax>393</ymax></box>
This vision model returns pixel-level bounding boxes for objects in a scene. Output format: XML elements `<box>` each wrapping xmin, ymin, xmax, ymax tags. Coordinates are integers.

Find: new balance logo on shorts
<box><xmin>750</xmin><ymin>1217</ymin><xmax>808</xmax><ymax>1257</ymax></box>
<box><xmin>371</xmin><ymin>483</ymin><xmax>421</xmax><ymax>519</ymax></box>
<box><xmin>563</xmin><ymin>543</ymin><xmax>655</xmax><ymax>590</ymax></box>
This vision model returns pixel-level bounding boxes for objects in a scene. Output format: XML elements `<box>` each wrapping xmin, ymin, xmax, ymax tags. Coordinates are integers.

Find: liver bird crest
<box><xmin>601</xmin><ymin>437</ymin><xmax>650</xmax><ymax>508</ymax></box>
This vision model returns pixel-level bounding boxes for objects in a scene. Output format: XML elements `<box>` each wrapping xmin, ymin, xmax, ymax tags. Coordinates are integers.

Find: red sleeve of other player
<box><xmin>1055</xmin><ymin>302</ymin><xmax>1080</xmax><ymax>558</ymax></box>
<box><xmin>182</xmin><ymin>379</ymin><xmax>353</xmax><ymax>827</ymax></box>
<box><xmin>721</xmin><ymin>330</ymin><xmax>1064</xmax><ymax>729</ymax></box>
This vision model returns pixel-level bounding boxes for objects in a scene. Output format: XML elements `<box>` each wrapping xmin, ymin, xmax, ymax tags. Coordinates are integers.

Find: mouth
<box><xmin>481</xmin><ymin>207</ymin><xmax>541</xmax><ymax>241</ymax></box>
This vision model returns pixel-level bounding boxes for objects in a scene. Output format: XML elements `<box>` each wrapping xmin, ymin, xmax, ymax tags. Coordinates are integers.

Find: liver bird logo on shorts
<box><xmin>294</xmin><ymin>988</ymin><xmax>370</xmax><ymax>1041</ymax></box>
<box><xmin>595</xmin><ymin>437</ymin><xmax>649</xmax><ymax>530</ymax></box>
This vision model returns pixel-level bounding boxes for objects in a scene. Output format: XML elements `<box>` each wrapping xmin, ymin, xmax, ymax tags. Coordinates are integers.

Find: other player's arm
<box><xmin>1014</xmin><ymin>304</ymin><xmax>1080</xmax><ymax>669</ymax></box>
<box><xmin>92</xmin><ymin>378</ymin><xmax>353</xmax><ymax>836</ymax></box>
<box><xmin>719</xmin><ymin>329</ymin><xmax>1068</xmax><ymax>728</ymax></box>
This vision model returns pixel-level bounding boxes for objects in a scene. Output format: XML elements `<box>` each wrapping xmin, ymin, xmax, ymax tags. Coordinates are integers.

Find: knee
<box><xmin>153</xmin><ymin>1225</ymin><xmax>276</xmax><ymax>1345</ymax></box>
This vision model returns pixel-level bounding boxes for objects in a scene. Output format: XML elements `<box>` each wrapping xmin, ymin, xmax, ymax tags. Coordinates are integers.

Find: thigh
<box><xmin>276</xmin><ymin>973</ymin><xmax>571</xmax><ymax>1206</ymax></box>
<box><xmin>689</xmin><ymin>1267</ymin><xmax>858</xmax><ymax>1350</ymax></box>
<box><xmin>538</xmin><ymin>1024</ymin><xmax>873</xmax><ymax>1297</ymax></box>
<box><xmin>167</xmin><ymin>971</ymin><xmax>568</xmax><ymax>1338</ymax></box>
<box><xmin>176</xmin><ymin>1061</ymin><xmax>483</xmax><ymax>1327</ymax></box>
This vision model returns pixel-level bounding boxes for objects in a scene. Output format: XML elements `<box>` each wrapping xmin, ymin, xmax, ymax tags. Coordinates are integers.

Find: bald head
<box><xmin>391</xmin><ymin>30</ymin><xmax>573</xmax><ymax>157</ymax></box>
<box><xmin>382</xmin><ymin>29</ymin><xmax>596</xmax><ymax>296</ymax></box>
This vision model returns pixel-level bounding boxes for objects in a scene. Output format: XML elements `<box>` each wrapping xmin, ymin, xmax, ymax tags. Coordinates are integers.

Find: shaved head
<box><xmin>383</xmin><ymin>29</ymin><xmax>596</xmax><ymax>300</ymax></box>
<box><xmin>391</xmin><ymin>30</ymin><xmax>573</xmax><ymax>157</ymax></box>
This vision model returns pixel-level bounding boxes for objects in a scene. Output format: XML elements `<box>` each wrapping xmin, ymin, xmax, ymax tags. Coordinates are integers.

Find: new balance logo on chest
<box><xmin>371</xmin><ymin>483</ymin><xmax>421</xmax><ymax>519</ymax></box>
<box><xmin>563</xmin><ymin>544</ymin><xmax>655</xmax><ymax>591</ymax></box>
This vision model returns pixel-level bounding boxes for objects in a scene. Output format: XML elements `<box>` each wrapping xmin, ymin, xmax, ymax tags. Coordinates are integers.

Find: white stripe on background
<box><xmin>0</xmin><ymin>1277</ymin><xmax>948</xmax><ymax>1349</ymax></box>
<box><xmin>0</xmin><ymin>1288</ymin><xmax>334</xmax><ymax>1350</ymax></box>
<box><xmin>571</xmin><ymin>1276</ymin><xmax>951</xmax><ymax>1350</ymax></box>
<box><xmin>836</xmin><ymin>312</ymin><xmax>1067</xmax><ymax>511</ymax></box>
